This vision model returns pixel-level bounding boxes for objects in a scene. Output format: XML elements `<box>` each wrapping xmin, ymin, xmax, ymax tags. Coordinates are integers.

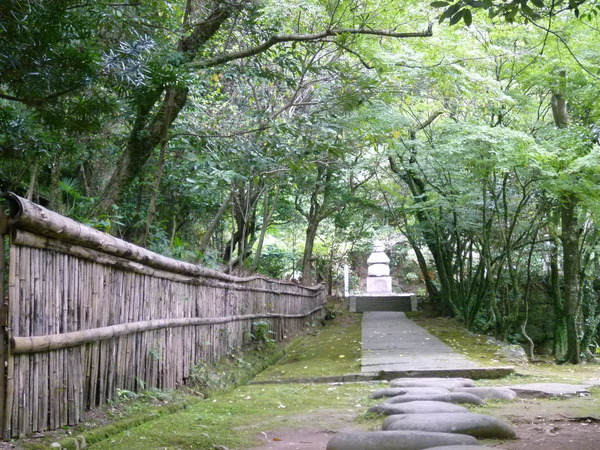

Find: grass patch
<box><xmin>82</xmin><ymin>382</ymin><xmax>377</xmax><ymax>449</ymax></box>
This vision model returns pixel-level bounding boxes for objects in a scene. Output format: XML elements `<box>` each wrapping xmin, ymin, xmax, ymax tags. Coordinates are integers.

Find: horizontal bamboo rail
<box><xmin>1</xmin><ymin>193</ymin><xmax>327</xmax><ymax>438</ymax></box>
<box><xmin>11</xmin><ymin>306</ymin><xmax>324</xmax><ymax>354</ymax></box>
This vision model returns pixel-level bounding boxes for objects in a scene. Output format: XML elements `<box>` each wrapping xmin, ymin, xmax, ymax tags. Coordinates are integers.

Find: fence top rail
<box><xmin>3</xmin><ymin>192</ymin><xmax>323</xmax><ymax>292</ymax></box>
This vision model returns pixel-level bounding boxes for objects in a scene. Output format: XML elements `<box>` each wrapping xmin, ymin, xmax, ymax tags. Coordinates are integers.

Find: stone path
<box><xmin>326</xmin><ymin>311</ymin><xmax>595</xmax><ymax>449</ymax></box>
<box><xmin>361</xmin><ymin>311</ymin><xmax>482</xmax><ymax>373</ymax></box>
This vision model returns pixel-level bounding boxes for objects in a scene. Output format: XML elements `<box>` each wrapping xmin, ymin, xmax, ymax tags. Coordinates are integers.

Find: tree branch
<box><xmin>527</xmin><ymin>18</ymin><xmax>600</xmax><ymax>81</ymax></box>
<box><xmin>193</xmin><ymin>24</ymin><xmax>433</xmax><ymax>69</ymax></box>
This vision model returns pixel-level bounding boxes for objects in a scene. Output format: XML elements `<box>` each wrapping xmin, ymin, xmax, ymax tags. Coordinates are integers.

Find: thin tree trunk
<box><xmin>249</xmin><ymin>187</ymin><xmax>279</xmax><ymax>272</ymax></box>
<box><xmin>26</xmin><ymin>158</ymin><xmax>40</xmax><ymax>201</ymax></box>
<box><xmin>138</xmin><ymin>131</ymin><xmax>168</xmax><ymax>246</ymax></box>
<box><xmin>48</xmin><ymin>153</ymin><xmax>63</xmax><ymax>213</ymax></box>
<box><xmin>302</xmin><ymin>219</ymin><xmax>319</xmax><ymax>285</ymax></box>
<box><xmin>549</xmin><ymin>238</ymin><xmax>567</xmax><ymax>359</ymax></box>
<box><xmin>198</xmin><ymin>193</ymin><xmax>231</xmax><ymax>254</ymax></box>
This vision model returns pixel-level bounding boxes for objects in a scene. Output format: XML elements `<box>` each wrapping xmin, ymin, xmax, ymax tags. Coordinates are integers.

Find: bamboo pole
<box><xmin>0</xmin><ymin>207</ymin><xmax>9</xmax><ymax>438</ymax></box>
<box><xmin>12</xmin><ymin>304</ymin><xmax>324</xmax><ymax>355</ymax></box>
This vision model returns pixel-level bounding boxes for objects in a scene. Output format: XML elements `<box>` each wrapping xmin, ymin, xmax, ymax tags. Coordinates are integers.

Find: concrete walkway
<box><xmin>361</xmin><ymin>311</ymin><xmax>482</xmax><ymax>374</ymax></box>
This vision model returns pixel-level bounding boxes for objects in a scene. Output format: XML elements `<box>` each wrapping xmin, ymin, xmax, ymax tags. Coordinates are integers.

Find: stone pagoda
<box><xmin>366</xmin><ymin>240</ymin><xmax>392</xmax><ymax>294</ymax></box>
<box><xmin>349</xmin><ymin>239</ymin><xmax>417</xmax><ymax>313</ymax></box>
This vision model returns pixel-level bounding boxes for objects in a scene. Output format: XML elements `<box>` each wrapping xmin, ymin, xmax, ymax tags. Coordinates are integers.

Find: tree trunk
<box><xmin>249</xmin><ymin>188</ymin><xmax>279</xmax><ymax>272</ymax></box>
<box><xmin>549</xmin><ymin>238</ymin><xmax>568</xmax><ymax>359</ymax></box>
<box><xmin>26</xmin><ymin>158</ymin><xmax>40</xmax><ymax>201</ymax></box>
<box><xmin>302</xmin><ymin>218</ymin><xmax>319</xmax><ymax>285</ymax></box>
<box><xmin>137</xmin><ymin>133</ymin><xmax>168</xmax><ymax>246</ymax></box>
<box><xmin>94</xmin><ymin>86</ymin><xmax>187</xmax><ymax>215</ymax></box>
<box><xmin>222</xmin><ymin>183</ymin><xmax>260</xmax><ymax>266</ymax></box>
<box><xmin>551</xmin><ymin>71</ymin><xmax>582</xmax><ymax>364</ymax></box>
<box><xmin>198</xmin><ymin>193</ymin><xmax>231</xmax><ymax>255</ymax></box>
<box><xmin>93</xmin><ymin>4</ymin><xmax>236</xmax><ymax>216</ymax></box>
<box><xmin>561</xmin><ymin>193</ymin><xmax>581</xmax><ymax>363</ymax></box>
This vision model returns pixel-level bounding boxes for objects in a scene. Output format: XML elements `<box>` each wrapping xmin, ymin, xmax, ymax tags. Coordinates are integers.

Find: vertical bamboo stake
<box><xmin>0</xmin><ymin>207</ymin><xmax>9</xmax><ymax>438</ymax></box>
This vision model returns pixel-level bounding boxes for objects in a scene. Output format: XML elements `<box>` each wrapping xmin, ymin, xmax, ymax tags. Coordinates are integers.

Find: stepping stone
<box><xmin>507</xmin><ymin>383</ymin><xmax>590</xmax><ymax>398</ymax></box>
<box><xmin>382</xmin><ymin>392</ymin><xmax>485</xmax><ymax>406</ymax></box>
<box><xmin>371</xmin><ymin>387</ymin><xmax>450</xmax><ymax>398</ymax></box>
<box><xmin>389</xmin><ymin>377</ymin><xmax>475</xmax><ymax>389</ymax></box>
<box><xmin>326</xmin><ymin>430</ymin><xmax>478</xmax><ymax>450</ymax></box>
<box><xmin>425</xmin><ymin>446</ymin><xmax>499</xmax><ymax>450</ymax></box>
<box><xmin>382</xmin><ymin>412</ymin><xmax>518</xmax><ymax>439</ymax></box>
<box><xmin>368</xmin><ymin>400</ymin><xmax>469</xmax><ymax>415</ymax></box>
<box><xmin>450</xmin><ymin>386</ymin><xmax>517</xmax><ymax>400</ymax></box>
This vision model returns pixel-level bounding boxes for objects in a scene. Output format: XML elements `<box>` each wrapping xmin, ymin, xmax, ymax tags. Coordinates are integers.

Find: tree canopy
<box><xmin>2</xmin><ymin>0</ymin><xmax>600</xmax><ymax>363</ymax></box>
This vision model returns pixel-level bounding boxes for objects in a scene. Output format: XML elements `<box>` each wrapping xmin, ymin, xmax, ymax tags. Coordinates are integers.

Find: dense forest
<box><xmin>1</xmin><ymin>0</ymin><xmax>600</xmax><ymax>364</ymax></box>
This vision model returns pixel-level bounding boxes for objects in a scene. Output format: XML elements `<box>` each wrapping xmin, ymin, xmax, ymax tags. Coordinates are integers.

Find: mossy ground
<box><xmin>12</xmin><ymin>303</ymin><xmax>600</xmax><ymax>449</ymax></box>
<box><xmin>253</xmin><ymin>308</ymin><xmax>362</xmax><ymax>381</ymax></box>
<box><xmin>15</xmin><ymin>306</ymin><xmax>373</xmax><ymax>449</ymax></box>
<box><xmin>407</xmin><ymin>311</ymin><xmax>600</xmax><ymax>386</ymax></box>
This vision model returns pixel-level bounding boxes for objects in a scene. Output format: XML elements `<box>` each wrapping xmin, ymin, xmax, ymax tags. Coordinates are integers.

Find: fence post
<box><xmin>0</xmin><ymin>203</ymin><xmax>9</xmax><ymax>439</ymax></box>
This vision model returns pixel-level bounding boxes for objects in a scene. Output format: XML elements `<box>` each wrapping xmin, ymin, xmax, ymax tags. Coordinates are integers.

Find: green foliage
<box><xmin>250</xmin><ymin>321</ymin><xmax>276</xmax><ymax>345</ymax></box>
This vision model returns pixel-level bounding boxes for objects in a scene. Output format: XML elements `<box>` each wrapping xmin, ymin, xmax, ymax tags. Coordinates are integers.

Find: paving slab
<box><xmin>389</xmin><ymin>377</ymin><xmax>475</xmax><ymax>388</ymax></box>
<box><xmin>361</xmin><ymin>312</ymin><xmax>483</xmax><ymax>373</ymax></box>
<box><xmin>507</xmin><ymin>383</ymin><xmax>591</xmax><ymax>398</ymax></box>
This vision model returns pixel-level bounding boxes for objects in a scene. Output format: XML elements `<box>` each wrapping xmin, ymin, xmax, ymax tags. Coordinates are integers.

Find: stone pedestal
<box><xmin>350</xmin><ymin>293</ymin><xmax>417</xmax><ymax>313</ymax></box>
<box><xmin>367</xmin><ymin>277</ymin><xmax>392</xmax><ymax>293</ymax></box>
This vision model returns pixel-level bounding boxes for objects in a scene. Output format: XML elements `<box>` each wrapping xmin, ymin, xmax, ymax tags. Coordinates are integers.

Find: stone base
<box><xmin>366</xmin><ymin>276</ymin><xmax>392</xmax><ymax>293</ymax></box>
<box><xmin>349</xmin><ymin>294</ymin><xmax>417</xmax><ymax>313</ymax></box>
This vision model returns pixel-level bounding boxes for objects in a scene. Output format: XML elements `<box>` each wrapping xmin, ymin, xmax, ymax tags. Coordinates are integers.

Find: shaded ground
<box><xmin>9</xmin><ymin>304</ymin><xmax>600</xmax><ymax>449</ymax></box>
<box><xmin>243</xmin><ymin>393</ymin><xmax>600</xmax><ymax>450</ymax></box>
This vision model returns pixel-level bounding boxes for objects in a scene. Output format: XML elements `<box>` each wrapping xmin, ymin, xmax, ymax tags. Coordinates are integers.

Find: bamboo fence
<box><xmin>0</xmin><ymin>193</ymin><xmax>326</xmax><ymax>438</ymax></box>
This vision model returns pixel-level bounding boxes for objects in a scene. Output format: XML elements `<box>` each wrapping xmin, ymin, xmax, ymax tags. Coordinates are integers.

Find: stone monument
<box><xmin>366</xmin><ymin>240</ymin><xmax>392</xmax><ymax>294</ymax></box>
<box><xmin>349</xmin><ymin>240</ymin><xmax>417</xmax><ymax>312</ymax></box>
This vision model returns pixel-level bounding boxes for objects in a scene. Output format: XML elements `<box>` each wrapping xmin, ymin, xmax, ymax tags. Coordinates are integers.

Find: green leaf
<box><xmin>439</xmin><ymin>2</ymin><xmax>462</xmax><ymax>22</ymax></box>
<box><xmin>430</xmin><ymin>1</ymin><xmax>450</xmax><ymax>7</ymax></box>
<box><xmin>449</xmin><ymin>9</ymin><xmax>465</xmax><ymax>25</ymax></box>
<box><xmin>463</xmin><ymin>9</ymin><xmax>473</xmax><ymax>25</ymax></box>
<box><xmin>530</xmin><ymin>0</ymin><xmax>545</xmax><ymax>7</ymax></box>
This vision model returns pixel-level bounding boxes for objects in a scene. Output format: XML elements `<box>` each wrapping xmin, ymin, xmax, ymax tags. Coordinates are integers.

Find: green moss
<box><xmin>409</xmin><ymin>314</ymin><xmax>600</xmax><ymax>385</ymax></box>
<box><xmin>84</xmin><ymin>383</ymin><xmax>377</xmax><ymax>449</ymax></box>
<box><xmin>254</xmin><ymin>310</ymin><xmax>362</xmax><ymax>381</ymax></box>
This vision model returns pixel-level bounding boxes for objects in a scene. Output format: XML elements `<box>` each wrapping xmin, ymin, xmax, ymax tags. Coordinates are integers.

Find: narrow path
<box><xmin>361</xmin><ymin>311</ymin><xmax>482</xmax><ymax>373</ymax></box>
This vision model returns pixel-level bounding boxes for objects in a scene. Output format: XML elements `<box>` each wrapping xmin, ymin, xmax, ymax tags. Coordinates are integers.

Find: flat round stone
<box><xmin>383</xmin><ymin>392</ymin><xmax>485</xmax><ymax>406</ymax></box>
<box><xmin>450</xmin><ymin>387</ymin><xmax>517</xmax><ymax>400</ymax></box>
<box><xmin>425</xmin><ymin>446</ymin><xmax>499</xmax><ymax>450</ymax></box>
<box><xmin>368</xmin><ymin>400</ymin><xmax>469</xmax><ymax>415</ymax></box>
<box><xmin>326</xmin><ymin>430</ymin><xmax>478</xmax><ymax>450</ymax></box>
<box><xmin>382</xmin><ymin>412</ymin><xmax>518</xmax><ymax>439</ymax></box>
<box><xmin>371</xmin><ymin>387</ymin><xmax>450</xmax><ymax>399</ymax></box>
